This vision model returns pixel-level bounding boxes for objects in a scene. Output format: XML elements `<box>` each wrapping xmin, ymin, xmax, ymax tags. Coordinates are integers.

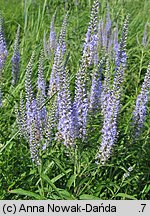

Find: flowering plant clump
<box><xmin>3</xmin><ymin>0</ymin><xmax>149</xmax><ymax>165</ymax></box>
<box><xmin>0</xmin><ymin>0</ymin><xmax>150</xmax><ymax>200</ymax></box>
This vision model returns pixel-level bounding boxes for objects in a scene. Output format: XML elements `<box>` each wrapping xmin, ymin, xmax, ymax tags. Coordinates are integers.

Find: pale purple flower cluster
<box><xmin>44</xmin><ymin>13</ymin><xmax>57</xmax><ymax>57</ymax></box>
<box><xmin>0</xmin><ymin>14</ymin><xmax>8</xmax><ymax>107</ymax></box>
<box><xmin>132</xmin><ymin>63</ymin><xmax>150</xmax><ymax>137</ymax></box>
<box><xmin>11</xmin><ymin>25</ymin><xmax>20</xmax><ymax>85</ymax></box>
<box><xmin>25</xmin><ymin>53</ymin><xmax>41</xmax><ymax>165</ymax></box>
<box><xmin>98</xmin><ymin>5</ymin><xmax>121</xmax><ymax>59</ymax></box>
<box><xmin>74</xmin><ymin>55</ymin><xmax>89</xmax><ymax>140</ymax></box>
<box><xmin>74</xmin><ymin>0</ymin><xmax>100</xmax><ymax>140</ymax></box>
<box><xmin>98</xmin><ymin>5</ymin><xmax>112</xmax><ymax>53</ymax></box>
<box><xmin>37</xmin><ymin>51</ymin><xmax>47</xmax><ymax>128</ymax></box>
<box><xmin>49</xmin><ymin>14</ymin><xmax>57</xmax><ymax>52</ymax></box>
<box><xmin>97</xmin><ymin>16</ymin><xmax>129</xmax><ymax>164</ymax></box>
<box><xmin>55</xmin><ymin>15</ymin><xmax>75</xmax><ymax>146</ymax></box>
<box><xmin>57</xmin><ymin>68</ymin><xmax>75</xmax><ymax>146</ymax></box>
<box><xmin>0</xmin><ymin>14</ymin><xmax>8</xmax><ymax>72</ymax></box>
<box><xmin>83</xmin><ymin>0</ymin><xmax>99</xmax><ymax>66</ymax></box>
<box><xmin>48</xmin><ymin>14</ymin><xmax>68</xmax><ymax>98</ymax></box>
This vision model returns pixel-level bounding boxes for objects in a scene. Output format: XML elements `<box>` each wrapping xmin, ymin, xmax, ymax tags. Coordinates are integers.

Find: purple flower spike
<box><xmin>116</xmin><ymin>15</ymin><xmax>129</xmax><ymax>70</ymax></box>
<box><xmin>74</xmin><ymin>0</ymin><xmax>100</xmax><ymax>140</ymax></box>
<box><xmin>57</xmin><ymin>69</ymin><xmax>75</xmax><ymax>147</ymax></box>
<box><xmin>59</xmin><ymin>13</ymin><xmax>68</xmax><ymax>54</ymax></box>
<box><xmin>74</xmin><ymin>55</ymin><xmax>89</xmax><ymax>140</ymax></box>
<box><xmin>37</xmin><ymin>50</ymin><xmax>47</xmax><ymax>129</ymax></box>
<box><xmin>25</xmin><ymin>53</ymin><xmax>41</xmax><ymax>165</ymax></box>
<box><xmin>49</xmin><ymin>13</ymin><xmax>56</xmax><ymax>52</ymax></box>
<box><xmin>0</xmin><ymin>14</ymin><xmax>8</xmax><ymax>107</ymax></box>
<box><xmin>84</xmin><ymin>0</ymin><xmax>99</xmax><ymax>65</ymax></box>
<box><xmin>97</xmin><ymin>16</ymin><xmax>129</xmax><ymax>164</ymax></box>
<box><xmin>90</xmin><ymin>0</ymin><xmax>99</xmax><ymax>33</ymax></box>
<box><xmin>132</xmin><ymin>63</ymin><xmax>150</xmax><ymax>137</ymax></box>
<box><xmin>11</xmin><ymin>25</ymin><xmax>20</xmax><ymax>85</ymax></box>
<box><xmin>48</xmin><ymin>14</ymin><xmax>68</xmax><ymax>98</ymax></box>
<box><xmin>0</xmin><ymin>14</ymin><xmax>8</xmax><ymax>73</ymax></box>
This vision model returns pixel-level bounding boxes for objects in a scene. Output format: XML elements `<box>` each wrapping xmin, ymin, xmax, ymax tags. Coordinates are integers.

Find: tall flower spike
<box><xmin>116</xmin><ymin>15</ymin><xmax>129</xmax><ymax>71</ymax></box>
<box><xmin>15</xmin><ymin>92</ymin><xmax>28</xmax><ymax>140</ymax></box>
<box><xmin>97</xmin><ymin>17</ymin><xmax>129</xmax><ymax>164</ymax></box>
<box><xmin>11</xmin><ymin>25</ymin><xmax>20</xmax><ymax>85</ymax></box>
<box><xmin>0</xmin><ymin>13</ymin><xmax>8</xmax><ymax>106</ymax></box>
<box><xmin>132</xmin><ymin>62</ymin><xmax>150</xmax><ymax>137</ymax></box>
<box><xmin>58</xmin><ymin>12</ymin><xmax>68</xmax><ymax>54</ymax></box>
<box><xmin>111</xmin><ymin>16</ymin><xmax>129</xmax><ymax>122</ymax></box>
<box><xmin>97</xmin><ymin>80</ymin><xmax>118</xmax><ymax>164</ymax></box>
<box><xmin>89</xmin><ymin>0</ymin><xmax>99</xmax><ymax>34</ymax></box>
<box><xmin>25</xmin><ymin>53</ymin><xmax>41</xmax><ymax>165</ymax></box>
<box><xmin>37</xmin><ymin>50</ymin><xmax>47</xmax><ymax>130</ymax></box>
<box><xmin>48</xmin><ymin>14</ymin><xmax>68</xmax><ymax>97</ymax></box>
<box><xmin>25</xmin><ymin>53</ymin><xmax>35</xmax><ymax>122</ymax></box>
<box><xmin>84</xmin><ymin>0</ymin><xmax>99</xmax><ymax>65</ymax></box>
<box><xmin>74</xmin><ymin>1</ymin><xmax>99</xmax><ymax>140</ymax></box>
<box><xmin>74</xmin><ymin>54</ymin><xmax>89</xmax><ymax>140</ymax></box>
<box><xmin>49</xmin><ymin>12</ymin><xmax>57</xmax><ymax>53</ymax></box>
<box><xmin>0</xmin><ymin>13</ymin><xmax>8</xmax><ymax>73</ymax></box>
<box><xmin>56</xmin><ymin>30</ymin><xmax>74</xmax><ymax>146</ymax></box>
<box><xmin>97</xmin><ymin>16</ymin><xmax>129</xmax><ymax>164</ymax></box>
<box><xmin>57</xmin><ymin>68</ymin><xmax>75</xmax><ymax>147</ymax></box>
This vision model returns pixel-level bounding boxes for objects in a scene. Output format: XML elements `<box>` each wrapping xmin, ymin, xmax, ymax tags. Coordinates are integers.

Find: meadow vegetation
<box><xmin>0</xmin><ymin>0</ymin><xmax>150</xmax><ymax>200</ymax></box>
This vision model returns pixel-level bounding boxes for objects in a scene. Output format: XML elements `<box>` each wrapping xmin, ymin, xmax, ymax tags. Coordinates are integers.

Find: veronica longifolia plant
<box><xmin>132</xmin><ymin>62</ymin><xmax>150</xmax><ymax>137</ymax></box>
<box><xmin>0</xmin><ymin>14</ymin><xmax>8</xmax><ymax>107</ymax></box>
<box><xmin>11</xmin><ymin>25</ymin><xmax>20</xmax><ymax>85</ymax></box>
<box><xmin>25</xmin><ymin>53</ymin><xmax>41</xmax><ymax>165</ymax></box>
<box><xmin>97</xmin><ymin>16</ymin><xmax>129</xmax><ymax>164</ymax></box>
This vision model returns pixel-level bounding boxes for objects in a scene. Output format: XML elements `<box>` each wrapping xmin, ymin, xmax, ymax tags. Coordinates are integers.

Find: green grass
<box><xmin>0</xmin><ymin>0</ymin><xmax>150</xmax><ymax>200</ymax></box>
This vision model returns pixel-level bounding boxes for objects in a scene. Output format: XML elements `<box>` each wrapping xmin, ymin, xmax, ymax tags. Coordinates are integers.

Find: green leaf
<box><xmin>52</xmin><ymin>158</ymin><xmax>67</xmax><ymax>174</ymax></box>
<box><xmin>116</xmin><ymin>193</ymin><xmax>137</xmax><ymax>200</ymax></box>
<box><xmin>59</xmin><ymin>189</ymin><xmax>75</xmax><ymax>200</ymax></box>
<box><xmin>9</xmin><ymin>188</ymin><xmax>45</xmax><ymax>200</ymax></box>
<box><xmin>67</xmin><ymin>174</ymin><xmax>76</xmax><ymax>189</ymax></box>
<box><xmin>79</xmin><ymin>194</ymin><xmax>101</xmax><ymax>200</ymax></box>
<box><xmin>51</xmin><ymin>169</ymin><xmax>72</xmax><ymax>183</ymax></box>
<box><xmin>142</xmin><ymin>184</ymin><xmax>150</xmax><ymax>194</ymax></box>
<box><xmin>41</xmin><ymin>174</ymin><xmax>63</xmax><ymax>199</ymax></box>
